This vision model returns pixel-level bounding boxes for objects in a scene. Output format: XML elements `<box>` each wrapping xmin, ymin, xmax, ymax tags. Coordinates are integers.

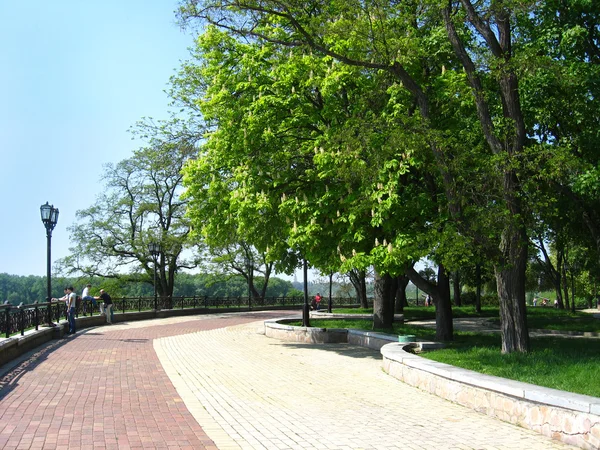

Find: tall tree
<box><xmin>58</xmin><ymin>129</ymin><xmax>198</xmax><ymax>297</ymax></box>
<box><xmin>177</xmin><ymin>0</ymin><xmax>574</xmax><ymax>352</ymax></box>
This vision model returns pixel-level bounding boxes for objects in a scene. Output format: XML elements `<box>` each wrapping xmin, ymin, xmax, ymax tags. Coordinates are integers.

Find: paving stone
<box><xmin>0</xmin><ymin>311</ymin><xmax>580</xmax><ymax>449</ymax></box>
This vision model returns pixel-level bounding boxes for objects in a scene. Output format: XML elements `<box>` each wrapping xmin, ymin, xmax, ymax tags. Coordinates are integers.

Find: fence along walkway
<box><xmin>0</xmin><ymin>296</ymin><xmax>363</xmax><ymax>338</ymax></box>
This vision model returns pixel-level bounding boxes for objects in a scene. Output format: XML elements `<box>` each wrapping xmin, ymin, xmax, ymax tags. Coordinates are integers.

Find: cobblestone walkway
<box><xmin>0</xmin><ymin>312</ymin><xmax>285</xmax><ymax>450</ymax></box>
<box><xmin>0</xmin><ymin>311</ymin><xmax>577</xmax><ymax>449</ymax></box>
<box><xmin>154</xmin><ymin>319</ymin><xmax>574</xmax><ymax>450</ymax></box>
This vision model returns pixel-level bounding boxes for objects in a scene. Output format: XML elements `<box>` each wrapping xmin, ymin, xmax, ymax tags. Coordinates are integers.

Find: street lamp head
<box><xmin>148</xmin><ymin>242</ymin><xmax>160</xmax><ymax>259</ymax></box>
<box><xmin>40</xmin><ymin>202</ymin><xmax>59</xmax><ymax>231</ymax></box>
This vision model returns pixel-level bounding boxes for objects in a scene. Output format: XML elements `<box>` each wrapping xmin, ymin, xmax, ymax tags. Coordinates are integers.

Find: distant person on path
<box><xmin>96</xmin><ymin>289</ymin><xmax>113</xmax><ymax>324</ymax></box>
<box><xmin>52</xmin><ymin>287</ymin><xmax>71</xmax><ymax>329</ymax></box>
<box><xmin>81</xmin><ymin>284</ymin><xmax>96</xmax><ymax>315</ymax></box>
<box><xmin>65</xmin><ymin>286</ymin><xmax>77</xmax><ymax>334</ymax></box>
<box><xmin>315</xmin><ymin>293</ymin><xmax>322</xmax><ymax>310</ymax></box>
<box><xmin>425</xmin><ymin>294</ymin><xmax>432</xmax><ymax>307</ymax></box>
<box><xmin>533</xmin><ymin>297</ymin><xmax>537</xmax><ymax>307</ymax></box>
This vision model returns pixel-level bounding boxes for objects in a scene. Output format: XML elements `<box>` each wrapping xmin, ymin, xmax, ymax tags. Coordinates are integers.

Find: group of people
<box><xmin>532</xmin><ymin>297</ymin><xmax>559</xmax><ymax>308</ymax></box>
<box><xmin>51</xmin><ymin>284</ymin><xmax>113</xmax><ymax>335</ymax></box>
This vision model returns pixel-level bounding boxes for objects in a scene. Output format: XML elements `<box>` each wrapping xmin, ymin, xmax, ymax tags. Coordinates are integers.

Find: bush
<box><xmin>458</xmin><ymin>292</ymin><xmax>499</xmax><ymax>306</ymax></box>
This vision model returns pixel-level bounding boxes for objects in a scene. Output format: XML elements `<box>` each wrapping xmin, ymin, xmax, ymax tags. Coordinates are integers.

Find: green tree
<box><xmin>176</xmin><ymin>0</ymin><xmax>599</xmax><ymax>352</ymax></box>
<box><xmin>176</xmin><ymin>28</ymin><xmax>457</xmax><ymax>334</ymax></box>
<box><xmin>58</xmin><ymin>126</ymin><xmax>198</xmax><ymax>298</ymax></box>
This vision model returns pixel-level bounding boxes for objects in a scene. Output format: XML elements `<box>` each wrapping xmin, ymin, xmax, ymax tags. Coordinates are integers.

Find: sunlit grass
<box><xmin>290</xmin><ymin>316</ymin><xmax>600</xmax><ymax>397</ymax></box>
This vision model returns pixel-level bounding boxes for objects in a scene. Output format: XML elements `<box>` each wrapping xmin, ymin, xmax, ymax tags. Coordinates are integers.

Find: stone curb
<box><xmin>382</xmin><ymin>343</ymin><xmax>600</xmax><ymax>449</ymax></box>
<box><xmin>264</xmin><ymin>318</ymin><xmax>600</xmax><ymax>450</ymax></box>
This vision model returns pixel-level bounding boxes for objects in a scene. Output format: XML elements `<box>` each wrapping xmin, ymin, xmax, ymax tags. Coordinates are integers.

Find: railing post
<box><xmin>5</xmin><ymin>306</ymin><xmax>10</xmax><ymax>338</ymax></box>
<box><xmin>35</xmin><ymin>303</ymin><xmax>39</xmax><ymax>331</ymax></box>
<box><xmin>19</xmin><ymin>304</ymin><xmax>25</xmax><ymax>336</ymax></box>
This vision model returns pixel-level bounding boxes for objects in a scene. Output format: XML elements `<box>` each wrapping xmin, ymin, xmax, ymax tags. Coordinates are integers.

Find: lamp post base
<box><xmin>302</xmin><ymin>303</ymin><xmax>310</xmax><ymax>327</ymax></box>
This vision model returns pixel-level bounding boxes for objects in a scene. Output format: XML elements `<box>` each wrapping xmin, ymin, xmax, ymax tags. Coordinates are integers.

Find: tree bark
<box><xmin>562</xmin><ymin>263</ymin><xmax>570</xmax><ymax>311</ymax></box>
<box><xmin>475</xmin><ymin>263</ymin><xmax>482</xmax><ymax>313</ymax></box>
<box><xmin>348</xmin><ymin>269</ymin><xmax>369</xmax><ymax>308</ymax></box>
<box><xmin>373</xmin><ymin>269</ymin><xmax>395</xmax><ymax>330</ymax></box>
<box><xmin>495</xmin><ymin>223</ymin><xmax>530</xmax><ymax>353</ymax></box>
<box><xmin>395</xmin><ymin>274</ymin><xmax>410</xmax><ymax>313</ymax></box>
<box><xmin>407</xmin><ymin>265</ymin><xmax>454</xmax><ymax>341</ymax></box>
<box><xmin>453</xmin><ymin>270</ymin><xmax>462</xmax><ymax>306</ymax></box>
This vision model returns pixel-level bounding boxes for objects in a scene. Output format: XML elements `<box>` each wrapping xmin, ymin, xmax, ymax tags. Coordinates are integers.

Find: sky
<box><xmin>0</xmin><ymin>1</ymin><xmax>195</xmax><ymax>277</ymax></box>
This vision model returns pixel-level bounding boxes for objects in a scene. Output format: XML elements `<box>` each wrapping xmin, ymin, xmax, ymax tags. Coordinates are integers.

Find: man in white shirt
<box><xmin>81</xmin><ymin>284</ymin><xmax>96</xmax><ymax>315</ymax></box>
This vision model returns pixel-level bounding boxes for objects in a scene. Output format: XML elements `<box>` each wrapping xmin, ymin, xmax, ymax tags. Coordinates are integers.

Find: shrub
<box><xmin>459</xmin><ymin>292</ymin><xmax>499</xmax><ymax>306</ymax></box>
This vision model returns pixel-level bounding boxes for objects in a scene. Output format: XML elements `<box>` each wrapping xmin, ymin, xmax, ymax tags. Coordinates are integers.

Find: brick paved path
<box><xmin>0</xmin><ymin>312</ymin><xmax>287</xmax><ymax>450</ymax></box>
<box><xmin>0</xmin><ymin>312</ymin><xmax>576</xmax><ymax>449</ymax></box>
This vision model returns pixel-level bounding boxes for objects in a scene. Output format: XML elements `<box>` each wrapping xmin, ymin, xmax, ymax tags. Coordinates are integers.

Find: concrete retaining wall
<box><xmin>264</xmin><ymin>318</ymin><xmax>600</xmax><ymax>450</ymax></box>
<box><xmin>382</xmin><ymin>343</ymin><xmax>600</xmax><ymax>449</ymax></box>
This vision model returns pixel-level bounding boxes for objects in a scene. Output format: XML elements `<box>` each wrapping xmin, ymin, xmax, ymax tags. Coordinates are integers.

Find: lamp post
<box><xmin>245</xmin><ymin>255</ymin><xmax>252</xmax><ymax>309</ymax></box>
<box><xmin>328</xmin><ymin>271</ymin><xmax>333</xmax><ymax>314</ymax></box>
<box><xmin>302</xmin><ymin>258</ymin><xmax>310</xmax><ymax>327</ymax></box>
<box><xmin>148</xmin><ymin>242</ymin><xmax>160</xmax><ymax>311</ymax></box>
<box><xmin>40</xmin><ymin>202</ymin><xmax>59</xmax><ymax>326</ymax></box>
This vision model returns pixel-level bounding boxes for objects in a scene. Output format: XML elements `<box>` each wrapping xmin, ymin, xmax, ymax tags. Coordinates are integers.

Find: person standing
<box><xmin>65</xmin><ymin>286</ymin><xmax>77</xmax><ymax>334</ymax></box>
<box><xmin>315</xmin><ymin>293</ymin><xmax>322</xmax><ymax>310</ymax></box>
<box><xmin>97</xmin><ymin>289</ymin><xmax>113</xmax><ymax>324</ymax></box>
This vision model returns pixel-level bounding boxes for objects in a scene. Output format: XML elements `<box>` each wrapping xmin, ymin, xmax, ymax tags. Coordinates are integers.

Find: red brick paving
<box><xmin>0</xmin><ymin>311</ymin><xmax>293</xmax><ymax>450</ymax></box>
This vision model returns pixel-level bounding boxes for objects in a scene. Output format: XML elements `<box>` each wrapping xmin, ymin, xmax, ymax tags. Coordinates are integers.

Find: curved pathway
<box><xmin>0</xmin><ymin>311</ymin><xmax>575</xmax><ymax>449</ymax></box>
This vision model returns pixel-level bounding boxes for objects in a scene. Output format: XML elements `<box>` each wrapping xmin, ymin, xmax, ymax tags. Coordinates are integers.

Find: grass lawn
<box><xmin>299</xmin><ymin>307</ymin><xmax>600</xmax><ymax>397</ymax></box>
<box><xmin>335</xmin><ymin>306</ymin><xmax>600</xmax><ymax>333</ymax></box>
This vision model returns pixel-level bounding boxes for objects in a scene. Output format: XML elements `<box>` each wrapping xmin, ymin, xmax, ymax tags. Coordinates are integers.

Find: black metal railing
<box><xmin>0</xmin><ymin>296</ymin><xmax>366</xmax><ymax>338</ymax></box>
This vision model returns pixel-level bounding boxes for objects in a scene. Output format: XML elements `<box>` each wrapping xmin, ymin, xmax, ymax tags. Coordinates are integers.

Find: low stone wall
<box><xmin>264</xmin><ymin>320</ymin><xmax>347</xmax><ymax>343</ymax></box>
<box><xmin>382</xmin><ymin>343</ymin><xmax>600</xmax><ymax>449</ymax></box>
<box><xmin>264</xmin><ymin>318</ymin><xmax>600</xmax><ymax>450</ymax></box>
<box><xmin>0</xmin><ymin>327</ymin><xmax>55</xmax><ymax>367</ymax></box>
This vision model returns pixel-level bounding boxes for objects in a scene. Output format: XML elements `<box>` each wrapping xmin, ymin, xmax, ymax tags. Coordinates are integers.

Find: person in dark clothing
<box><xmin>96</xmin><ymin>289</ymin><xmax>113</xmax><ymax>324</ymax></box>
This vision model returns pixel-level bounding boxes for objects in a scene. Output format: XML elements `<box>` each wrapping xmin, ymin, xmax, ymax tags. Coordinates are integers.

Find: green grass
<box><xmin>292</xmin><ymin>313</ymin><xmax>600</xmax><ymax>397</ymax></box>
<box><xmin>484</xmin><ymin>307</ymin><xmax>600</xmax><ymax>333</ymax></box>
<box><xmin>334</xmin><ymin>306</ymin><xmax>499</xmax><ymax>320</ymax></box>
<box><xmin>334</xmin><ymin>306</ymin><xmax>600</xmax><ymax>332</ymax></box>
<box><xmin>423</xmin><ymin>335</ymin><xmax>600</xmax><ymax>397</ymax></box>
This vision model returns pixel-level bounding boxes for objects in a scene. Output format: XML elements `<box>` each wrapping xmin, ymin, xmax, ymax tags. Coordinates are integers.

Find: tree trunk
<box><xmin>495</xmin><ymin>224</ymin><xmax>530</xmax><ymax>353</ymax></box>
<box><xmin>453</xmin><ymin>270</ymin><xmax>462</xmax><ymax>306</ymax></box>
<box><xmin>373</xmin><ymin>269</ymin><xmax>395</xmax><ymax>330</ymax></box>
<box><xmin>540</xmin><ymin>240</ymin><xmax>564</xmax><ymax>309</ymax></box>
<box><xmin>434</xmin><ymin>267</ymin><xmax>453</xmax><ymax>342</ymax></box>
<box><xmin>348</xmin><ymin>269</ymin><xmax>369</xmax><ymax>308</ymax></box>
<box><xmin>475</xmin><ymin>263</ymin><xmax>482</xmax><ymax>313</ymax></box>
<box><xmin>406</xmin><ymin>265</ymin><xmax>453</xmax><ymax>341</ymax></box>
<box><xmin>553</xmin><ymin>281</ymin><xmax>565</xmax><ymax>309</ymax></box>
<box><xmin>395</xmin><ymin>274</ymin><xmax>410</xmax><ymax>313</ymax></box>
<box><xmin>328</xmin><ymin>272</ymin><xmax>333</xmax><ymax>313</ymax></box>
<box><xmin>258</xmin><ymin>262</ymin><xmax>273</xmax><ymax>304</ymax></box>
<box><xmin>562</xmin><ymin>264</ymin><xmax>570</xmax><ymax>311</ymax></box>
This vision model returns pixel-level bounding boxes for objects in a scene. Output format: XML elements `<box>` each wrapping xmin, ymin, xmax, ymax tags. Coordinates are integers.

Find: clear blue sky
<box><xmin>0</xmin><ymin>1</ymin><xmax>194</xmax><ymax>276</ymax></box>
